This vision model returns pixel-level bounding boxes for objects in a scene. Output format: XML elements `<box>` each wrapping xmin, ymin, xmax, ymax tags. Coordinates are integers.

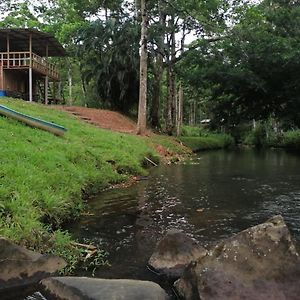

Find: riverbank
<box><xmin>242</xmin><ymin>128</ymin><xmax>300</xmax><ymax>150</ymax></box>
<box><xmin>274</xmin><ymin>130</ymin><xmax>300</xmax><ymax>150</ymax></box>
<box><xmin>0</xmin><ymin>97</ymin><xmax>189</xmax><ymax>271</ymax></box>
<box><xmin>177</xmin><ymin>126</ymin><xmax>234</xmax><ymax>151</ymax></box>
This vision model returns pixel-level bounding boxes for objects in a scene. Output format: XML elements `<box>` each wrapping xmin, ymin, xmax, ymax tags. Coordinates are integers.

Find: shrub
<box><xmin>243</xmin><ymin>124</ymin><xmax>267</xmax><ymax>147</ymax></box>
<box><xmin>179</xmin><ymin>134</ymin><xmax>234</xmax><ymax>152</ymax></box>
<box><xmin>181</xmin><ymin>125</ymin><xmax>208</xmax><ymax>137</ymax></box>
<box><xmin>281</xmin><ymin>130</ymin><xmax>300</xmax><ymax>150</ymax></box>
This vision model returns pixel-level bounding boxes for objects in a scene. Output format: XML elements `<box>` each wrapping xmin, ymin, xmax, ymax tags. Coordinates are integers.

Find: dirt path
<box><xmin>56</xmin><ymin>105</ymin><xmax>189</xmax><ymax>162</ymax></box>
<box><xmin>60</xmin><ymin>106</ymin><xmax>137</xmax><ymax>134</ymax></box>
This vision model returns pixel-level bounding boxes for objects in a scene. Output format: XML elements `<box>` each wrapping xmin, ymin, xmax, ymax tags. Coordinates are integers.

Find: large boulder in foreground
<box><xmin>175</xmin><ymin>215</ymin><xmax>300</xmax><ymax>300</ymax></box>
<box><xmin>0</xmin><ymin>238</ymin><xmax>66</xmax><ymax>289</ymax></box>
<box><xmin>41</xmin><ymin>277</ymin><xmax>168</xmax><ymax>300</ymax></box>
<box><xmin>148</xmin><ymin>229</ymin><xmax>207</xmax><ymax>279</ymax></box>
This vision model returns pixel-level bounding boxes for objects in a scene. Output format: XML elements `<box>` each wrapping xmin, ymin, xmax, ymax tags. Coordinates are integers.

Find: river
<box><xmin>11</xmin><ymin>148</ymin><xmax>300</xmax><ymax>299</ymax></box>
<box><xmin>66</xmin><ymin>148</ymin><xmax>300</xmax><ymax>296</ymax></box>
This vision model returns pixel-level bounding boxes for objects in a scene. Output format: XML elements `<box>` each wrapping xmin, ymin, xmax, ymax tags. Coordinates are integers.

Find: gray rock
<box><xmin>175</xmin><ymin>215</ymin><xmax>300</xmax><ymax>300</ymax></box>
<box><xmin>41</xmin><ymin>277</ymin><xmax>168</xmax><ymax>300</ymax></box>
<box><xmin>149</xmin><ymin>229</ymin><xmax>207</xmax><ymax>278</ymax></box>
<box><xmin>0</xmin><ymin>238</ymin><xmax>66</xmax><ymax>289</ymax></box>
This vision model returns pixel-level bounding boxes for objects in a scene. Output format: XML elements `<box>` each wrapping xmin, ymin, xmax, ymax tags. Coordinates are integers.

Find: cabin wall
<box><xmin>4</xmin><ymin>70</ymin><xmax>27</xmax><ymax>94</ymax></box>
<box><xmin>3</xmin><ymin>69</ymin><xmax>41</xmax><ymax>100</ymax></box>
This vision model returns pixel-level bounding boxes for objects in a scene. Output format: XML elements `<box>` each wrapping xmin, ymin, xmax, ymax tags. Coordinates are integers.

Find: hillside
<box><xmin>60</xmin><ymin>106</ymin><xmax>137</xmax><ymax>134</ymax></box>
<box><xmin>0</xmin><ymin>99</ymin><xmax>181</xmax><ymax>259</ymax></box>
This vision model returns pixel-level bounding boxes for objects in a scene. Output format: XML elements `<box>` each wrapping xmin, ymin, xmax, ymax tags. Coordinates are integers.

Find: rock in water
<box><xmin>148</xmin><ymin>229</ymin><xmax>207</xmax><ymax>279</ymax></box>
<box><xmin>41</xmin><ymin>277</ymin><xmax>168</xmax><ymax>300</ymax></box>
<box><xmin>175</xmin><ymin>215</ymin><xmax>300</xmax><ymax>300</ymax></box>
<box><xmin>0</xmin><ymin>238</ymin><xmax>66</xmax><ymax>289</ymax></box>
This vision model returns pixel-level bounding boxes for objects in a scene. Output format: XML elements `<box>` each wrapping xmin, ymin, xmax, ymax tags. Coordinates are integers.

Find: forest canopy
<box><xmin>1</xmin><ymin>0</ymin><xmax>300</xmax><ymax>133</ymax></box>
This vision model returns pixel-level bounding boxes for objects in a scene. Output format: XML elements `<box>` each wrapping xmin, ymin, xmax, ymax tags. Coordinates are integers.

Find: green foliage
<box><xmin>0</xmin><ymin>2</ymin><xmax>41</xmax><ymax>28</ymax></box>
<box><xmin>281</xmin><ymin>130</ymin><xmax>300</xmax><ymax>150</ymax></box>
<box><xmin>181</xmin><ymin>125</ymin><xmax>208</xmax><ymax>137</ymax></box>
<box><xmin>0</xmin><ymin>98</ymin><xmax>157</xmax><ymax>255</ymax></box>
<box><xmin>76</xmin><ymin>18</ymin><xmax>140</xmax><ymax>112</ymax></box>
<box><xmin>79</xmin><ymin>238</ymin><xmax>110</xmax><ymax>277</ymax></box>
<box><xmin>243</xmin><ymin>124</ymin><xmax>267</xmax><ymax>147</ymax></box>
<box><xmin>149</xmin><ymin>134</ymin><xmax>190</xmax><ymax>155</ymax></box>
<box><xmin>178</xmin><ymin>0</ymin><xmax>300</xmax><ymax>129</ymax></box>
<box><xmin>179</xmin><ymin>133</ymin><xmax>234</xmax><ymax>152</ymax></box>
<box><xmin>47</xmin><ymin>230</ymin><xmax>82</xmax><ymax>275</ymax></box>
<box><xmin>46</xmin><ymin>232</ymin><xmax>110</xmax><ymax>276</ymax></box>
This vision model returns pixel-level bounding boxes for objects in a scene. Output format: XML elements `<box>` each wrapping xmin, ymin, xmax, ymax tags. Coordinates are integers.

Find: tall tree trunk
<box><xmin>151</xmin><ymin>58</ymin><xmax>162</xmax><ymax>129</ymax></box>
<box><xmin>166</xmin><ymin>15</ymin><xmax>176</xmax><ymax>135</ymax></box>
<box><xmin>137</xmin><ymin>0</ymin><xmax>148</xmax><ymax>135</ymax></box>
<box><xmin>189</xmin><ymin>101</ymin><xmax>196</xmax><ymax>126</ymax></box>
<box><xmin>81</xmin><ymin>74</ymin><xmax>87</xmax><ymax>99</ymax></box>
<box><xmin>176</xmin><ymin>25</ymin><xmax>186</xmax><ymax>136</ymax></box>
<box><xmin>134</xmin><ymin>0</ymin><xmax>139</xmax><ymax>18</ymax></box>
<box><xmin>176</xmin><ymin>84</ymin><xmax>184</xmax><ymax>136</ymax></box>
<box><xmin>68</xmin><ymin>62</ymin><xmax>72</xmax><ymax>105</ymax></box>
<box><xmin>193</xmin><ymin>100</ymin><xmax>197</xmax><ymax>125</ymax></box>
<box><xmin>150</xmin><ymin>3</ymin><xmax>165</xmax><ymax>129</ymax></box>
<box><xmin>166</xmin><ymin>62</ymin><xmax>173</xmax><ymax>134</ymax></box>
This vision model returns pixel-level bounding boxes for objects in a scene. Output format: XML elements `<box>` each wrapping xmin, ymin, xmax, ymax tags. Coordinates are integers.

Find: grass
<box><xmin>178</xmin><ymin>125</ymin><xmax>234</xmax><ymax>152</ymax></box>
<box><xmin>0</xmin><ymin>97</ymin><xmax>165</xmax><ymax>269</ymax></box>
<box><xmin>239</xmin><ymin>123</ymin><xmax>300</xmax><ymax>150</ymax></box>
<box><xmin>147</xmin><ymin>134</ymin><xmax>191</xmax><ymax>155</ymax></box>
<box><xmin>278</xmin><ymin>130</ymin><xmax>300</xmax><ymax>150</ymax></box>
<box><xmin>180</xmin><ymin>125</ymin><xmax>208</xmax><ymax>137</ymax></box>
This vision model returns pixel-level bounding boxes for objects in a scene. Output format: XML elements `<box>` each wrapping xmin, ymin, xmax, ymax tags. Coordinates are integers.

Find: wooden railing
<box><xmin>0</xmin><ymin>52</ymin><xmax>59</xmax><ymax>79</ymax></box>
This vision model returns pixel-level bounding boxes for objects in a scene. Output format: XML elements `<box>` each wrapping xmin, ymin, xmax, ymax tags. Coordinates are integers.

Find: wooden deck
<box><xmin>0</xmin><ymin>52</ymin><xmax>59</xmax><ymax>80</ymax></box>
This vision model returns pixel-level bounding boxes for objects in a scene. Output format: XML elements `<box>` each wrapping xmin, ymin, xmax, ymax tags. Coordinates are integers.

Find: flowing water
<box><xmin>7</xmin><ymin>148</ymin><xmax>300</xmax><ymax>299</ymax></box>
<box><xmin>66</xmin><ymin>148</ymin><xmax>300</xmax><ymax>295</ymax></box>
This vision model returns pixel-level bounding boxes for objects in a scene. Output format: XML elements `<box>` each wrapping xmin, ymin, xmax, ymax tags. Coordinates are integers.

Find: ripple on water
<box><xmin>66</xmin><ymin>149</ymin><xmax>300</xmax><ymax>289</ymax></box>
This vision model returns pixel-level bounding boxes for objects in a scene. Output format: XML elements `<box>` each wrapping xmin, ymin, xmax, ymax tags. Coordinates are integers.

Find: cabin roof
<box><xmin>0</xmin><ymin>28</ymin><xmax>66</xmax><ymax>57</ymax></box>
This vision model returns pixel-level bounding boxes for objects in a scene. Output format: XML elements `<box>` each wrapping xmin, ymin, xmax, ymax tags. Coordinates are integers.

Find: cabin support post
<box><xmin>45</xmin><ymin>44</ymin><xmax>49</xmax><ymax>104</ymax></box>
<box><xmin>29</xmin><ymin>34</ymin><xmax>33</xmax><ymax>102</ymax></box>
<box><xmin>58</xmin><ymin>81</ymin><xmax>62</xmax><ymax>102</ymax></box>
<box><xmin>6</xmin><ymin>34</ymin><xmax>10</xmax><ymax>68</ymax></box>
<box><xmin>0</xmin><ymin>64</ymin><xmax>3</xmax><ymax>90</ymax></box>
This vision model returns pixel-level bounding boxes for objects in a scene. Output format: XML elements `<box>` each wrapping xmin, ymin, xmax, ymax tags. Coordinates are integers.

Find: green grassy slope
<box><xmin>0</xmin><ymin>98</ymin><xmax>158</xmax><ymax>246</ymax></box>
<box><xmin>178</xmin><ymin>126</ymin><xmax>234</xmax><ymax>152</ymax></box>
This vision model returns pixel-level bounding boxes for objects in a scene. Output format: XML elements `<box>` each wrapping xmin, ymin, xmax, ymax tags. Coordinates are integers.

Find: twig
<box><xmin>144</xmin><ymin>156</ymin><xmax>158</xmax><ymax>167</ymax></box>
<box><xmin>71</xmin><ymin>242</ymin><xmax>97</xmax><ymax>251</ymax></box>
<box><xmin>85</xmin><ymin>249</ymin><xmax>98</xmax><ymax>260</ymax></box>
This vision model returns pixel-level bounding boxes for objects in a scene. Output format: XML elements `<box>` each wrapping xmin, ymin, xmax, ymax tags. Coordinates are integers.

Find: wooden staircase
<box><xmin>37</xmin><ymin>79</ymin><xmax>63</xmax><ymax>104</ymax></box>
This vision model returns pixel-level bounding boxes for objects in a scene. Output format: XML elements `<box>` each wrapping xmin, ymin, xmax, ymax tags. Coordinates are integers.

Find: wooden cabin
<box><xmin>0</xmin><ymin>28</ymin><xmax>66</xmax><ymax>104</ymax></box>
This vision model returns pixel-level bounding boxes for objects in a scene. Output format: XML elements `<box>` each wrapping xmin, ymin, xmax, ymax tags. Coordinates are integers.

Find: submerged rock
<box><xmin>175</xmin><ymin>215</ymin><xmax>300</xmax><ymax>300</ymax></box>
<box><xmin>0</xmin><ymin>238</ymin><xmax>66</xmax><ymax>290</ymax></box>
<box><xmin>148</xmin><ymin>229</ymin><xmax>207</xmax><ymax>279</ymax></box>
<box><xmin>41</xmin><ymin>277</ymin><xmax>168</xmax><ymax>300</ymax></box>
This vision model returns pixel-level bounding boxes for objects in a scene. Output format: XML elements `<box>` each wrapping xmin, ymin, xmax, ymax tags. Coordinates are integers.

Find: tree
<box><xmin>76</xmin><ymin>18</ymin><xmax>140</xmax><ymax>111</ymax></box>
<box><xmin>149</xmin><ymin>0</ymin><xmax>166</xmax><ymax>129</ymax></box>
<box><xmin>177</xmin><ymin>0</ymin><xmax>300</xmax><ymax>129</ymax></box>
<box><xmin>145</xmin><ymin>0</ymin><xmax>231</xmax><ymax>133</ymax></box>
<box><xmin>137</xmin><ymin>0</ymin><xmax>148</xmax><ymax>134</ymax></box>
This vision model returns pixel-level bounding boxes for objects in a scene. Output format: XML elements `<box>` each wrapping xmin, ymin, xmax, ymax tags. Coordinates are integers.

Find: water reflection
<box><xmin>68</xmin><ymin>148</ymin><xmax>300</xmax><ymax>283</ymax></box>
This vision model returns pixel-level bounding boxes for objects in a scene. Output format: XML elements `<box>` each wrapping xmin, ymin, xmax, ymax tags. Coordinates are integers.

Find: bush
<box><xmin>281</xmin><ymin>130</ymin><xmax>300</xmax><ymax>150</ymax></box>
<box><xmin>179</xmin><ymin>134</ymin><xmax>234</xmax><ymax>152</ymax></box>
<box><xmin>243</xmin><ymin>124</ymin><xmax>267</xmax><ymax>147</ymax></box>
<box><xmin>181</xmin><ymin>125</ymin><xmax>208</xmax><ymax>137</ymax></box>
